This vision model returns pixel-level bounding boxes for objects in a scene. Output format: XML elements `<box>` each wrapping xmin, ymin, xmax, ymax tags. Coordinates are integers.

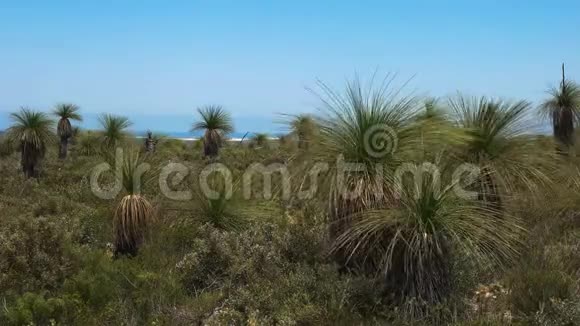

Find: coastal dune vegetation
<box><xmin>0</xmin><ymin>68</ymin><xmax>580</xmax><ymax>325</ymax></box>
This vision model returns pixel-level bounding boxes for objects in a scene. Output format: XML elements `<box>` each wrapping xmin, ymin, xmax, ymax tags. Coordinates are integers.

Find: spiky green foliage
<box><xmin>283</xmin><ymin>114</ymin><xmax>317</xmax><ymax>150</ymax></box>
<box><xmin>193</xmin><ymin>189</ymin><xmax>246</xmax><ymax>231</ymax></box>
<box><xmin>112</xmin><ymin>149</ymin><xmax>155</xmax><ymax>257</ymax></box>
<box><xmin>413</xmin><ymin>98</ymin><xmax>467</xmax><ymax>149</ymax></box>
<box><xmin>314</xmin><ymin>75</ymin><xmax>422</xmax><ymax>166</ymax></box>
<box><xmin>191</xmin><ymin>105</ymin><xmax>233</xmax><ymax>158</ymax></box>
<box><xmin>250</xmin><ymin>133</ymin><xmax>269</xmax><ymax>148</ymax></box>
<box><xmin>53</xmin><ymin>103</ymin><xmax>82</xmax><ymax>138</ymax></box>
<box><xmin>450</xmin><ymin>95</ymin><xmax>554</xmax><ymax>210</ymax></box>
<box><xmin>416</xmin><ymin>98</ymin><xmax>447</xmax><ymax>121</ymax></box>
<box><xmin>310</xmin><ymin>75</ymin><xmax>423</xmax><ymax>245</ymax></box>
<box><xmin>113</xmin><ymin>148</ymin><xmax>157</xmax><ymax>195</ymax></box>
<box><xmin>98</xmin><ymin>114</ymin><xmax>132</xmax><ymax>150</ymax></box>
<box><xmin>53</xmin><ymin>103</ymin><xmax>82</xmax><ymax>159</ymax></box>
<box><xmin>189</xmin><ymin>174</ymin><xmax>254</xmax><ymax>231</ymax></box>
<box><xmin>5</xmin><ymin>108</ymin><xmax>54</xmax><ymax>178</ymax></box>
<box><xmin>333</xmin><ymin>164</ymin><xmax>524</xmax><ymax>311</ymax></box>
<box><xmin>114</xmin><ymin>194</ymin><xmax>154</xmax><ymax>257</ymax></box>
<box><xmin>540</xmin><ymin>65</ymin><xmax>580</xmax><ymax>150</ymax></box>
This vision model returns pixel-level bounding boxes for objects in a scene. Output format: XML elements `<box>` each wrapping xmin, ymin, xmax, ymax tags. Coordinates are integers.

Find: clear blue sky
<box><xmin>0</xmin><ymin>0</ymin><xmax>578</xmax><ymax>134</ymax></box>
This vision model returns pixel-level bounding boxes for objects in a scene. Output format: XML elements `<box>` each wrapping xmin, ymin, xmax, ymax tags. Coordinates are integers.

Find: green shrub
<box><xmin>76</xmin><ymin>131</ymin><xmax>100</xmax><ymax>156</ymax></box>
<box><xmin>457</xmin><ymin>317</ymin><xmax>512</xmax><ymax>326</ymax></box>
<box><xmin>59</xmin><ymin>250</ymin><xmax>185</xmax><ymax>324</ymax></box>
<box><xmin>159</xmin><ymin>138</ymin><xmax>188</xmax><ymax>156</ymax></box>
<box><xmin>506</xmin><ymin>214</ymin><xmax>580</xmax><ymax>321</ymax></box>
<box><xmin>176</xmin><ymin>223</ymin><xmax>367</xmax><ymax>324</ymax></box>
<box><xmin>33</xmin><ymin>197</ymin><xmax>59</xmax><ymax>217</ymax></box>
<box><xmin>0</xmin><ymin>216</ymin><xmax>77</xmax><ymax>296</ymax></box>
<box><xmin>0</xmin><ymin>137</ymin><xmax>14</xmax><ymax>158</ymax></box>
<box><xmin>507</xmin><ymin>264</ymin><xmax>574</xmax><ymax>318</ymax></box>
<box><xmin>533</xmin><ymin>298</ymin><xmax>580</xmax><ymax>326</ymax></box>
<box><xmin>3</xmin><ymin>292</ymin><xmax>83</xmax><ymax>325</ymax></box>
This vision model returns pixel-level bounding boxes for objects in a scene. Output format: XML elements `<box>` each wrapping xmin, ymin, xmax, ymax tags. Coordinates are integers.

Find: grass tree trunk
<box><xmin>554</xmin><ymin>64</ymin><xmax>575</xmax><ymax>153</ymax></box>
<box><xmin>203</xmin><ymin>141</ymin><xmax>217</xmax><ymax>157</ymax></box>
<box><xmin>558</xmin><ymin>108</ymin><xmax>574</xmax><ymax>151</ymax></box>
<box><xmin>21</xmin><ymin>159</ymin><xmax>35</xmax><ymax>178</ymax></box>
<box><xmin>203</xmin><ymin>130</ymin><xmax>220</xmax><ymax>158</ymax></box>
<box><xmin>553</xmin><ymin>110</ymin><xmax>562</xmax><ymax>153</ymax></box>
<box><xmin>145</xmin><ymin>138</ymin><xmax>155</xmax><ymax>152</ymax></box>
<box><xmin>21</xmin><ymin>146</ymin><xmax>37</xmax><ymax>178</ymax></box>
<box><xmin>59</xmin><ymin>136</ymin><xmax>69</xmax><ymax>159</ymax></box>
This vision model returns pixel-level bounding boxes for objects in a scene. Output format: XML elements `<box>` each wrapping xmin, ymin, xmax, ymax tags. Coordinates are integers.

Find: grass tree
<box><xmin>98</xmin><ymin>114</ymin><xmax>132</xmax><ymax>150</ymax></box>
<box><xmin>413</xmin><ymin>98</ymin><xmax>463</xmax><ymax>146</ymax></box>
<box><xmin>53</xmin><ymin>103</ymin><xmax>82</xmax><ymax>159</ymax></box>
<box><xmin>190</xmin><ymin>175</ymin><xmax>273</xmax><ymax>231</ymax></box>
<box><xmin>540</xmin><ymin>64</ymin><xmax>580</xmax><ymax>152</ymax></box>
<box><xmin>250</xmin><ymin>133</ymin><xmax>269</xmax><ymax>148</ymax></box>
<box><xmin>311</xmin><ymin>74</ymin><xmax>425</xmax><ymax>267</ymax></box>
<box><xmin>6</xmin><ymin>108</ymin><xmax>54</xmax><ymax>178</ymax></box>
<box><xmin>333</xmin><ymin>163</ymin><xmax>524</xmax><ymax>313</ymax></box>
<box><xmin>310</xmin><ymin>74</ymin><xmax>525</xmax><ymax>309</ymax></box>
<box><xmin>450</xmin><ymin>95</ymin><xmax>554</xmax><ymax>211</ymax></box>
<box><xmin>286</xmin><ymin>114</ymin><xmax>316</xmax><ymax>150</ymax></box>
<box><xmin>192</xmin><ymin>185</ymin><xmax>246</xmax><ymax>231</ymax></box>
<box><xmin>144</xmin><ymin>130</ymin><xmax>157</xmax><ymax>153</ymax></box>
<box><xmin>191</xmin><ymin>105</ymin><xmax>233</xmax><ymax>158</ymax></box>
<box><xmin>416</xmin><ymin>98</ymin><xmax>447</xmax><ymax>122</ymax></box>
<box><xmin>113</xmin><ymin>149</ymin><xmax>155</xmax><ymax>257</ymax></box>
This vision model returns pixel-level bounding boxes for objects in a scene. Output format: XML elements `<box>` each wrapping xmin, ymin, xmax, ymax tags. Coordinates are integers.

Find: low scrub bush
<box><xmin>0</xmin><ymin>216</ymin><xmax>77</xmax><ymax>297</ymax></box>
<box><xmin>176</xmin><ymin>223</ymin><xmax>370</xmax><ymax>324</ymax></box>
